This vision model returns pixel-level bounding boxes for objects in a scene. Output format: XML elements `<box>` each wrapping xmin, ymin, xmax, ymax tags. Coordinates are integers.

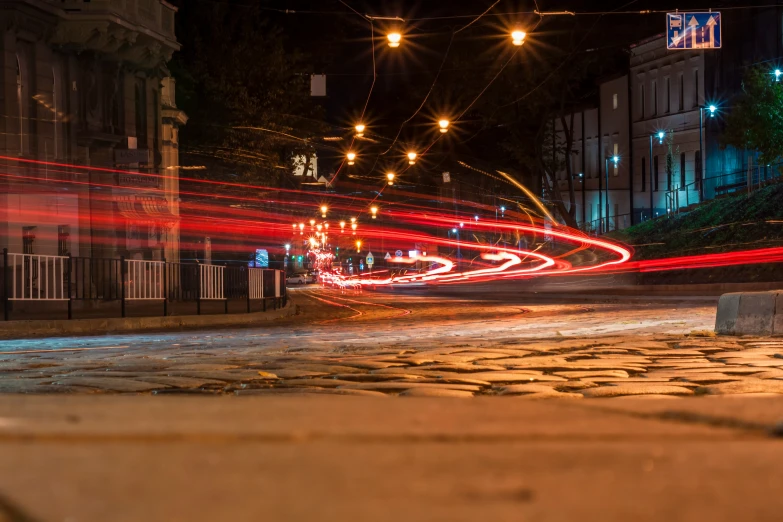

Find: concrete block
<box><xmin>775</xmin><ymin>293</ymin><xmax>783</xmax><ymax>336</ymax></box>
<box><xmin>715</xmin><ymin>291</ymin><xmax>783</xmax><ymax>336</ymax></box>
<box><xmin>715</xmin><ymin>293</ymin><xmax>742</xmax><ymax>335</ymax></box>
<box><xmin>734</xmin><ymin>292</ymin><xmax>777</xmax><ymax>336</ymax></box>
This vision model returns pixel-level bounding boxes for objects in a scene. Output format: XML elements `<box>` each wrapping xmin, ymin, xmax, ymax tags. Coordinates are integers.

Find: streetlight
<box><xmin>340</xmin><ymin>221</ymin><xmax>346</xmax><ymax>232</ymax></box>
<box><xmin>776</xmin><ymin>69</ymin><xmax>782</xmax><ymax>82</ymax></box>
<box><xmin>474</xmin><ymin>215</ymin><xmax>479</xmax><ymax>222</ymax></box>
<box><xmin>386</xmin><ymin>172</ymin><xmax>395</xmax><ymax>185</ymax></box>
<box><xmin>298</xmin><ymin>223</ymin><xmax>305</xmax><ymax>235</ymax></box>
<box><xmin>370</xmin><ymin>206</ymin><xmax>378</xmax><ymax>219</ymax></box>
<box><xmin>347</xmin><ymin>152</ymin><xmax>356</xmax><ymax>165</ymax></box>
<box><xmin>351</xmin><ymin>223</ymin><xmax>357</xmax><ymax>233</ymax></box>
<box><xmin>649</xmin><ymin>132</ymin><xmax>665</xmax><ymax>221</ymax></box>
<box><xmin>438</xmin><ymin>119</ymin><xmax>450</xmax><ymax>133</ymax></box>
<box><xmin>356</xmin><ymin>240</ymin><xmax>362</xmax><ymax>251</ymax></box>
<box><xmin>309</xmin><ymin>219</ymin><xmax>316</xmax><ymax>227</ymax></box>
<box><xmin>604</xmin><ymin>155</ymin><xmax>620</xmax><ymax>233</ymax></box>
<box><xmin>316</xmin><ymin>224</ymin><xmax>323</xmax><ymax>232</ymax></box>
<box><xmin>355</xmin><ymin>124</ymin><xmax>365</xmax><ymax>137</ymax></box>
<box><xmin>387</xmin><ymin>32</ymin><xmax>401</xmax><ymax>48</ymax></box>
<box><xmin>511</xmin><ymin>30</ymin><xmax>526</xmax><ymax>46</ymax></box>
<box><xmin>321</xmin><ymin>205</ymin><xmax>328</xmax><ymax>218</ymax></box>
<box><xmin>407</xmin><ymin>152</ymin><xmax>417</xmax><ymax>165</ymax></box>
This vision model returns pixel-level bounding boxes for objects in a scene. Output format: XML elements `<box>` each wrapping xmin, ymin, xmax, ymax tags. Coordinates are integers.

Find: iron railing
<box><xmin>1</xmin><ymin>249</ymin><xmax>287</xmax><ymax>321</ymax></box>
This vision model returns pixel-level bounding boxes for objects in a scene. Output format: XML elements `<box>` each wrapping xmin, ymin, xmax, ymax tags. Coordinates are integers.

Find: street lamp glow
<box><xmin>356</xmin><ymin>240</ymin><xmax>362</xmax><ymax>251</ymax></box>
<box><xmin>309</xmin><ymin>219</ymin><xmax>316</xmax><ymax>227</ymax></box>
<box><xmin>612</xmin><ymin>155</ymin><xmax>620</xmax><ymax>165</ymax></box>
<box><xmin>474</xmin><ymin>215</ymin><xmax>479</xmax><ymax>222</ymax></box>
<box><xmin>459</xmin><ymin>222</ymin><xmax>464</xmax><ymax>228</ymax></box>
<box><xmin>438</xmin><ymin>119</ymin><xmax>450</xmax><ymax>133</ymax></box>
<box><xmin>320</xmin><ymin>205</ymin><xmax>328</xmax><ymax>217</ymax></box>
<box><xmin>355</xmin><ymin>123</ymin><xmax>365</xmax><ymax>137</ymax></box>
<box><xmin>351</xmin><ymin>223</ymin><xmax>357</xmax><ymax>230</ymax></box>
<box><xmin>407</xmin><ymin>152</ymin><xmax>417</xmax><ymax>164</ymax></box>
<box><xmin>316</xmin><ymin>224</ymin><xmax>322</xmax><ymax>232</ymax></box>
<box><xmin>370</xmin><ymin>206</ymin><xmax>378</xmax><ymax>219</ymax></box>
<box><xmin>346</xmin><ymin>152</ymin><xmax>356</xmax><ymax>165</ymax></box>
<box><xmin>386</xmin><ymin>172</ymin><xmax>395</xmax><ymax>185</ymax></box>
<box><xmin>776</xmin><ymin>69</ymin><xmax>782</xmax><ymax>81</ymax></box>
<box><xmin>324</xmin><ymin>223</ymin><xmax>329</xmax><ymax>230</ymax></box>
<box><xmin>452</xmin><ymin>228</ymin><xmax>457</xmax><ymax>233</ymax></box>
<box><xmin>387</xmin><ymin>32</ymin><xmax>401</xmax><ymax>48</ymax></box>
<box><xmin>500</xmin><ymin>206</ymin><xmax>506</xmax><ymax>212</ymax></box>
<box><xmin>340</xmin><ymin>221</ymin><xmax>346</xmax><ymax>229</ymax></box>
<box><xmin>284</xmin><ymin>244</ymin><xmax>290</xmax><ymax>250</ymax></box>
<box><xmin>708</xmin><ymin>104</ymin><xmax>717</xmax><ymax>117</ymax></box>
<box><xmin>511</xmin><ymin>30</ymin><xmax>526</xmax><ymax>46</ymax></box>
<box><xmin>657</xmin><ymin>131</ymin><xmax>665</xmax><ymax>144</ymax></box>
<box><xmin>350</xmin><ymin>217</ymin><xmax>356</xmax><ymax>224</ymax></box>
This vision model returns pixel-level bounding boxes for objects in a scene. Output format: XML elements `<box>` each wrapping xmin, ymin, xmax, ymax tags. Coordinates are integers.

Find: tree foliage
<box><xmin>722</xmin><ymin>66</ymin><xmax>783</xmax><ymax>165</ymax></box>
<box><xmin>171</xmin><ymin>1</ymin><xmax>327</xmax><ymax>186</ymax></box>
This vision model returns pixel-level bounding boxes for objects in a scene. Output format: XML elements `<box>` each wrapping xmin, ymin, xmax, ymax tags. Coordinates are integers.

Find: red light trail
<box><xmin>2</xmin><ymin>155</ymin><xmax>780</xmax><ymax>287</ymax></box>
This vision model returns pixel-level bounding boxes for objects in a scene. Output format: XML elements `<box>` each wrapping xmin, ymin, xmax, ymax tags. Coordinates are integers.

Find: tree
<box><xmin>171</xmin><ymin>0</ymin><xmax>328</xmax><ymax>187</ymax></box>
<box><xmin>722</xmin><ymin>66</ymin><xmax>783</xmax><ymax>165</ymax></box>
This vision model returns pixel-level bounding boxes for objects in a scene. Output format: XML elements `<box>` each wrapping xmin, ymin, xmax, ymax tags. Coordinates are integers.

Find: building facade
<box><xmin>0</xmin><ymin>0</ymin><xmax>185</xmax><ymax>261</ymax></box>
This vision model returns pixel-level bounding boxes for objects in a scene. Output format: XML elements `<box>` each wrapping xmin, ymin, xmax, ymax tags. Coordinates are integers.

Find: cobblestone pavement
<box><xmin>1</xmin><ymin>287</ymin><xmax>782</xmax><ymax>398</ymax></box>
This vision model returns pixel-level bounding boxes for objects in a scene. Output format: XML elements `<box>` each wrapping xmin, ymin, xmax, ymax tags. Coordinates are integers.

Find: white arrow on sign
<box><xmin>705</xmin><ymin>15</ymin><xmax>717</xmax><ymax>48</ymax></box>
<box><xmin>688</xmin><ymin>16</ymin><xmax>699</xmax><ymax>48</ymax></box>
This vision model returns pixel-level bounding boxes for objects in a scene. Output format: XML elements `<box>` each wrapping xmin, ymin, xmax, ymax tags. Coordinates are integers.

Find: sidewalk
<box><xmin>0</xmin><ymin>395</ymin><xmax>781</xmax><ymax>522</ymax></box>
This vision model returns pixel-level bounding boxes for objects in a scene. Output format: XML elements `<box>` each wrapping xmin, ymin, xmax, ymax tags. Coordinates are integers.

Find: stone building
<box><xmin>0</xmin><ymin>0</ymin><xmax>185</xmax><ymax>261</ymax></box>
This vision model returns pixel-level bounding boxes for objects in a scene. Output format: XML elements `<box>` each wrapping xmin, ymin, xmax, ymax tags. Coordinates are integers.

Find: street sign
<box><xmin>366</xmin><ymin>252</ymin><xmax>374</xmax><ymax>267</ymax></box>
<box><xmin>395</xmin><ymin>250</ymin><xmax>403</xmax><ymax>258</ymax></box>
<box><xmin>667</xmin><ymin>12</ymin><xmax>721</xmax><ymax>50</ymax></box>
<box><xmin>115</xmin><ymin>149</ymin><xmax>151</xmax><ymax>164</ymax></box>
<box><xmin>384</xmin><ymin>252</ymin><xmax>392</xmax><ymax>260</ymax></box>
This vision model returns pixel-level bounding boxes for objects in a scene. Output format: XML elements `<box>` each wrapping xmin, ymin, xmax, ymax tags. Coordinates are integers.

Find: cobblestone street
<box><xmin>2</xmin><ymin>288</ymin><xmax>782</xmax><ymax>398</ymax></box>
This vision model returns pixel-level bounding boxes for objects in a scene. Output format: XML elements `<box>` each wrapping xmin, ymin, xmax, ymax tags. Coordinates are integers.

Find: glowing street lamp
<box><xmin>511</xmin><ymin>30</ymin><xmax>526</xmax><ymax>46</ymax></box>
<box><xmin>438</xmin><ymin>119</ymin><xmax>450</xmax><ymax>133</ymax></box>
<box><xmin>324</xmin><ymin>223</ymin><xmax>329</xmax><ymax>230</ymax></box>
<box><xmin>350</xmin><ymin>217</ymin><xmax>356</xmax><ymax>224</ymax></box>
<box><xmin>370</xmin><ymin>206</ymin><xmax>378</xmax><ymax>219</ymax></box>
<box><xmin>321</xmin><ymin>205</ymin><xmax>328</xmax><ymax>218</ymax></box>
<box><xmin>657</xmin><ymin>131</ymin><xmax>665</xmax><ymax>144</ymax></box>
<box><xmin>708</xmin><ymin>104</ymin><xmax>717</xmax><ymax>117</ymax></box>
<box><xmin>355</xmin><ymin>124</ymin><xmax>366</xmax><ymax>137</ymax></box>
<box><xmin>387</xmin><ymin>32</ymin><xmax>401</xmax><ymax>48</ymax></box>
<box><xmin>776</xmin><ymin>69</ymin><xmax>782</xmax><ymax>82</ymax></box>
<box><xmin>474</xmin><ymin>215</ymin><xmax>479</xmax><ymax>222</ymax></box>
<box><xmin>284</xmin><ymin>244</ymin><xmax>290</xmax><ymax>251</ymax></box>
<box><xmin>407</xmin><ymin>152</ymin><xmax>417</xmax><ymax>165</ymax></box>
<box><xmin>316</xmin><ymin>224</ymin><xmax>323</xmax><ymax>232</ymax></box>
<box><xmin>356</xmin><ymin>240</ymin><xmax>362</xmax><ymax>251</ymax></box>
<box><xmin>351</xmin><ymin>223</ymin><xmax>357</xmax><ymax>232</ymax></box>
<box><xmin>386</xmin><ymin>172</ymin><xmax>395</xmax><ymax>185</ymax></box>
<box><xmin>340</xmin><ymin>221</ymin><xmax>346</xmax><ymax>232</ymax></box>
<box><xmin>347</xmin><ymin>152</ymin><xmax>356</xmax><ymax>165</ymax></box>
<box><xmin>309</xmin><ymin>219</ymin><xmax>316</xmax><ymax>227</ymax></box>
<box><xmin>298</xmin><ymin>223</ymin><xmax>305</xmax><ymax>235</ymax></box>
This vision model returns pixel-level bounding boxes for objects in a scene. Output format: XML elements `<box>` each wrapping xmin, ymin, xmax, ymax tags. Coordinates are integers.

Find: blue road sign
<box><xmin>667</xmin><ymin>12</ymin><xmax>721</xmax><ymax>50</ymax></box>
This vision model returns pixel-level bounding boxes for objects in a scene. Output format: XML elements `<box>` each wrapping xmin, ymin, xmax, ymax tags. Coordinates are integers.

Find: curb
<box><xmin>715</xmin><ymin>291</ymin><xmax>783</xmax><ymax>336</ymax></box>
<box><xmin>0</xmin><ymin>300</ymin><xmax>297</xmax><ymax>340</ymax></box>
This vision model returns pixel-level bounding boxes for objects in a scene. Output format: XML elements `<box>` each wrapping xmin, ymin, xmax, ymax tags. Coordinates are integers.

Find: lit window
<box><xmin>612</xmin><ymin>94</ymin><xmax>618</xmax><ymax>109</ymax></box>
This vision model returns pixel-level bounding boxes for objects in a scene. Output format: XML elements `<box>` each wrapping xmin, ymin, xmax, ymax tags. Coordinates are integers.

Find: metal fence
<box><xmin>1</xmin><ymin>249</ymin><xmax>286</xmax><ymax>321</ymax></box>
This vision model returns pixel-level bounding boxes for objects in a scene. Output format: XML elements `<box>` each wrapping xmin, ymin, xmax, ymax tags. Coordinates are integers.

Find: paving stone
<box><xmin>554</xmin><ymin>370</ymin><xmax>630</xmax><ymax>379</ymax></box>
<box><xmin>463</xmin><ymin>371</ymin><xmax>563</xmax><ymax>383</ymax></box>
<box><xmin>165</xmin><ymin>363</ymin><xmax>241</xmax><ymax>371</ymax></box>
<box><xmin>163</xmin><ymin>371</ymin><xmax>271</xmax><ymax>382</ymax></box>
<box><xmin>278</xmin><ymin>378</ymin><xmax>359</xmax><ymax>388</ymax></box>
<box><xmin>337</xmin><ymin>382</ymin><xmax>482</xmax><ymax>392</ymax></box>
<box><xmin>670</xmin><ymin>373</ymin><xmax>745</xmax><ymax>384</ymax></box>
<box><xmin>329</xmin><ymin>373</ymin><xmax>423</xmax><ymax>382</ymax></box>
<box><xmin>702</xmin><ymin>379</ymin><xmax>783</xmax><ymax>395</ymax></box>
<box><xmin>405</xmin><ymin>377</ymin><xmax>493</xmax><ymax>386</ymax></box>
<box><xmin>496</xmin><ymin>383</ymin><xmax>582</xmax><ymax>398</ymax></box>
<box><xmin>134</xmin><ymin>376</ymin><xmax>228</xmax><ymax>388</ymax></box>
<box><xmin>399</xmin><ymin>388</ymin><xmax>475</xmax><ymax>398</ymax></box>
<box><xmin>581</xmin><ymin>384</ymin><xmax>695</xmax><ymax>398</ymax></box>
<box><xmin>234</xmin><ymin>387</ymin><xmax>388</xmax><ymax>397</ymax></box>
<box><xmin>261</xmin><ymin>369</ymin><xmax>329</xmax><ymax>379</ymax></box>
<box><xmin>52</xmin><ymin>377</ymin><xmax>169</xmax><ymax>393</ymax></box>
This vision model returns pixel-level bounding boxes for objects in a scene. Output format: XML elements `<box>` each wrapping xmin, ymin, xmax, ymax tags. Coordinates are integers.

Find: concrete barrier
<box><xmin>715</xmin><ymin>291</ymin><xmax>783</xmax><ymax>336</ymax></box>
<box><xmin>0</xmin><ymin>300</ymin><xmax>296</xmax><ymax>340</ymax></box>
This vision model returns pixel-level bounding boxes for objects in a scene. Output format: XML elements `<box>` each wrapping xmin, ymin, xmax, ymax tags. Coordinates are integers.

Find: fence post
<box><xmin>3</xmin><ymin>249</ymin><xmax>8</xmax><ymax>321</ymax></box>
<box><xmin>246</xmin><ymin>268</ymin><xmax>251</xmax><ymax>314</ymax></box>
<box><xmin>196</xmin><ymin>264</ymin><xmax>201</xmax><ymax>316</ymax></box>
<box><xmin>66</xmin><ymin>254</ymin><xmax>72</xmax><ymax>320</ymax></box>
<box><xmin>224</xmin><ymin>267</ymin><xmax>229</xmax><ymax>315</ymax></box>
<box><xmin>162</xmin><ymin>257</ymin><xmax>168</xmax><ymax>317</ymax></box>
<box><xmin>120</xmin><ymin>256</ymin><xmax>126</xmax><ymax>318</ymax></box>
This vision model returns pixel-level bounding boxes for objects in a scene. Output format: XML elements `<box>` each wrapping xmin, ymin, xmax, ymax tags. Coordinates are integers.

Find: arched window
<box><xmin>16</xmin><ymin>55</ymin><xmax>23</xmax><ymax>153</ymax></box>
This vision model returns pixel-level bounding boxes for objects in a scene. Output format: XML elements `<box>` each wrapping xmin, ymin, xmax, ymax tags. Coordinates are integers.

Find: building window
<box><xmin>22</xmin><ymin>226</ymin><xmax>36</xmax><ymax>254</ymax></box>
<box><xmin>135</xmin><ymin>79</ymin><xmax>148</xmax><ymax>147</ymax></box>
<box><xmin>641</xmin><ymin>157</ymin><xmax>646</xmax><ymax>192</ymax></box>
<box><xmin>612</xmin><ymin>93</ymin><xmax>618</xmax><ymax>109</ymax></box>
<box><xmin>654</xmin><ymin>156</ymin><xmax>660</xmax><ymax>192</ymax></box>
<box><xmin>652</xmin><ymin>81</ymin><xmax>658</xmax><ymax>116</ymax></box>
<box><xmin>680</xmin><ymin>153</ymin><xmax>686</xmax><ymax>188</ymax></box>
<box><xmin>679</xmin><ymin>74</ymin><xmax>684</xmax><ymax>111</ymax></box>
<box><xmin>693</xmin><ymin>69</ymin><xmax>700</xmax><ymax>108</ymax></box>
<box><xmin>665</xmin><ymin>77</ymin><xmax>671</xmax><ymax>113</ymax></box>
<box><xmin>16</xmin><ymin>55</ymin><xmax>24</xmax><ymax>154</ymax></box>
<box><xmin>58</xmin><ymin>225</ymin><xmax>70</xmax><ymax>256</ymax></box>
<box><xmin>640</xmin><ymin>85</ymin><xmax>645</xmax><ymax>119</ymax></box>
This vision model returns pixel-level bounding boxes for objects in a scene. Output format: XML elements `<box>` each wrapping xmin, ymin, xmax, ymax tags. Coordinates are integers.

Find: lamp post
<box><xmin>697</xmin><ymin>104</ymin><xmax>716</xmax><ymax>203</ymax></box>
<box><xmin>604</xmin><ymin>155</ymin><xmax>619</xmax><ymax>233</ymax></box>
